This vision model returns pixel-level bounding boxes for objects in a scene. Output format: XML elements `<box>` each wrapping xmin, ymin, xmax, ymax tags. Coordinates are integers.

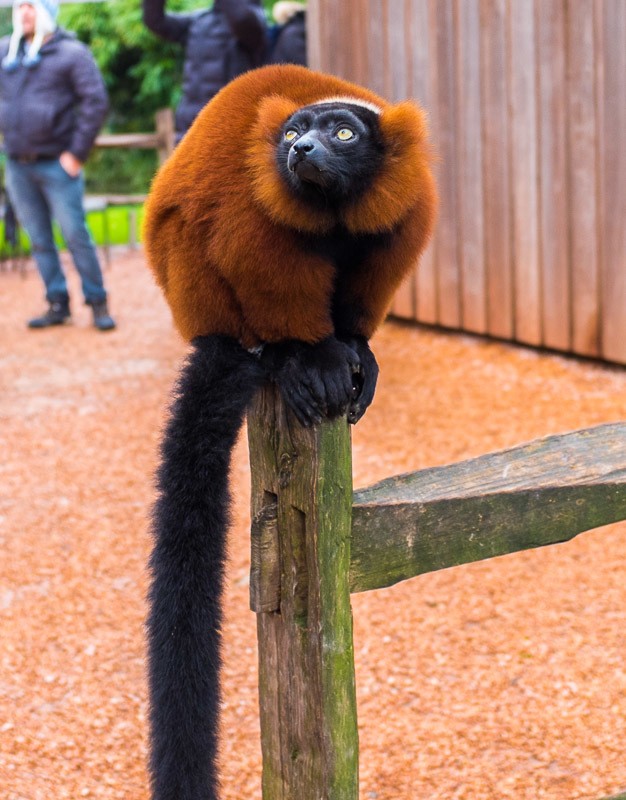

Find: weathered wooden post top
<box><xmin>248</xmin><ymin>384</ymin><xmax>626</xmax><ymax>800</ymax></box>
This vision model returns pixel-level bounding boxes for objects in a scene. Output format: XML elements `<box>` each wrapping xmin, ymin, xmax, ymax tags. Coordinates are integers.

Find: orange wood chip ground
<box><xmin>1</xmin><ymin>252</ymin><xmax>625</xmax><ymax>800</ymax></box>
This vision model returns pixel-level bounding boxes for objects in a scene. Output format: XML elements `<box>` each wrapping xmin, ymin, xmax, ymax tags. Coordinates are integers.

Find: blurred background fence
<box><xmin>308</xmin><ymin>0</ymin><xmax>626</xmax><ymax>366</ymax></box>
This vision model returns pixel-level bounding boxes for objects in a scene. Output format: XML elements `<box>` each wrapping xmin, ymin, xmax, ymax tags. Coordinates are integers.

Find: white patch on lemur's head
<box><xmin>309</xmin><ymin>96</ymin><xmax>383</xmax><ymax>115</ymax></box>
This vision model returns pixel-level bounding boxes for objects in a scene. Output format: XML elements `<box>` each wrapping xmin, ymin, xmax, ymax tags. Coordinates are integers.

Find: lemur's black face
<box><xmin>276</xmin><ymin>102</ymin><xmax>385</xmax><ymax>206</ymax></box>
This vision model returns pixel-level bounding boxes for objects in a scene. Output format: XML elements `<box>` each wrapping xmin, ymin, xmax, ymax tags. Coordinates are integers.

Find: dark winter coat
<box><xmin>0</xmin><ymin>29</ymin><xmax>108</xmax><ymax>163</ymax></box>
<box><xmin>142</xmin><ymin>0</ymin><xmax>267</xmax><ymax>136</ymax></box>
<box><xmin>269</xmin><ymin>10</ymin><xmax>306</xmax><ymax>66</ymax></box>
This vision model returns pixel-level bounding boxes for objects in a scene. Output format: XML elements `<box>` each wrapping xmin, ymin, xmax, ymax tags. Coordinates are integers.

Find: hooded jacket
<box><xmin>0</xmin><ymin>28</ymin><xmax>108</xmax><ymax>163</ymax></box>
<box><xmin>143</xmin><ymin>0</ymin><xmax>267</xmax><ymax>136</ymax></box>
<box><xmin>268</xmin><ymin>6</ymin><xmax>306</xmax><ymax>66</ymax></box>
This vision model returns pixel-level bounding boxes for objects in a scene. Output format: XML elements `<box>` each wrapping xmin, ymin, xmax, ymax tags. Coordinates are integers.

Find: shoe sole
<box><xmin>27</xmin><ymin>318</ymin><xmax>71</xmax><ymax>329</ymax></box>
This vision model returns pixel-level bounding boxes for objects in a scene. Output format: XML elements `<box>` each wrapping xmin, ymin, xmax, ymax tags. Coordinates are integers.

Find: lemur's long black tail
<box><xmin>147</xmin><ymin>335</ymin><xmax>266</xmax><ymax>800</ymax></box>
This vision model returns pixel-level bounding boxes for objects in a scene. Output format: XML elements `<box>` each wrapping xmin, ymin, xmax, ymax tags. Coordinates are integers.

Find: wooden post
<box><xmin>248</xmin><ymin>385</ymin><xmax>358</xmax><ymax>800</ymax></box>
<box><xmin>155</xmin><ymin>108</ymin><xmax>176</xmax><ymax>164</ymax></box>
<box><xmin>128</xmin><ymin>208</ymin><xmax>138</xmax><ymax>250</ymax></box>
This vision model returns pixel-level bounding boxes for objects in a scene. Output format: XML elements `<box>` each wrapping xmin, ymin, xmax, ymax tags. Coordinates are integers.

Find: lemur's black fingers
<box><xmin>298</xmin><ymin>361</ymin><xmax>353</xmax><ymax>419</ymax></box>
<box><xmin>323</xmin><ymin>368</ymin><xmax>351</xmax><ymax>415</ymax></box>
<box><xmin>280</xmin><ymin>382</ymin><xmax>323</xmax><ymax>427</ymax></box>
<box><xmin>262</xmin><ymin>336</ymin><xmax>367</xmax><ymax>424</ymax></box>
<box><xmin>301</xmin><ymin>368</ymin><xmax>327</xmax><ymax>407</ymax></box>
<box><xmin>348</xmin><ymin>377</ymin><xmax>376</xmax><ymax>423</ymax></box>
<box><xmin>345</xmin><ymin>338</ymin><xmax>379</xmax><ymax>424</ymax></box>
<box><xmin>348</xmin><ymin>372</ymin><xmax>377</xmax><ymax>423</ymax></box>
<box><xmin>347</xmin><ymin>399</ymin><xmax>367</xmax><ymax>425</ymax></box>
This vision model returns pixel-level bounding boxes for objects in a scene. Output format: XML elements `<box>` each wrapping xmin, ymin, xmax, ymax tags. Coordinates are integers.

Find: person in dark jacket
<box><xmin>142</xmin><ymin>0</ymin><xmax>268</xmax><ymax>139</ymax></box>
<box><xmin>0</xmin><ymin>0</ymin><xmax>114</xmax><ymax>330</ymax></box>
<box><xmin>268</xmin><ymin>1</ymin><xmax>306</xmax><ymax>66</ymax></box>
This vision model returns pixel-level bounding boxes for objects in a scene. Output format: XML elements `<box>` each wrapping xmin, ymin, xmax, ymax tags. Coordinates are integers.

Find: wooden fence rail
<box><xmin>308</xmin><ymin>0</ymin><xmax>626</xmax><ymax>366</ymax></box>
<box><xmin>94</xmin><ymin>107</ymin><xmax>175</xmax><ymax>166</ymax></box>
<box><xmin>248</xmin><ymin>387</ymin><xmax>626</xmax><ymax>798</ymax></box>
<box><xmin>88</xmin><ymin>109</ymin><xmax>175</xmax><ymax>260</ymax></box>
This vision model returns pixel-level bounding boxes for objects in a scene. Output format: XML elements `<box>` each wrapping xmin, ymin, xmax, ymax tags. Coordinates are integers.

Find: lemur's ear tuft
<box><xmin>343</xmin><ymin>100</ymin><xmax>436</xmax><ymax>234</ymax></box>
<box><xmin>254</xmin><ymin>94</ymin><xmax>300</xmax><ymax>136</ymax></box>
<box><xmin>379</xmin><ymin>100</ymin><xmax>431</xmax><ymax>147</ymax></box>
<box><xmin>247</xmin><ymin>95</ymin><xmax>336</xmax><ymax>233</ymax></box>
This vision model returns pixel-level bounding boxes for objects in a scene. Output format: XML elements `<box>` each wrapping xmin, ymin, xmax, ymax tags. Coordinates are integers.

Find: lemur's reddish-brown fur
<box><xmin>144</xmin><ymin>65</ymin><xmax>438</xmax><ymax>800</ymax></box>
<box><xmin>143</xmin><ymin>64</ymin><xmax>437</xmax><ymax>347</ymax></box>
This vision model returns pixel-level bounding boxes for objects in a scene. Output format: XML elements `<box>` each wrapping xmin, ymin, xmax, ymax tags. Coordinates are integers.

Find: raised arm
<box><xmin>221</xmin><ymin>0</ymin><xmax>267</xmax><ymax>54</ymax></box>
<box><xmin>142</xmin><ymin>0</ymin><xmax>193</xmax><ymax>44</ymax></box>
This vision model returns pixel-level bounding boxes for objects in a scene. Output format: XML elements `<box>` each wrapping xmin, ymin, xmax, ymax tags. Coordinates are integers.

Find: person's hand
<box><xmin>59</xmin><ymin>151</ymin><xmax>82</xmax><ymax>178</ymax></box>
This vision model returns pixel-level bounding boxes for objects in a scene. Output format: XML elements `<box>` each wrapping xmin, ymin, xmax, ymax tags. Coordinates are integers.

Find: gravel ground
<box><xmin>1</xmin><ymin>251</ymin><xmax>625</xmax><ymax>800</ymax></box>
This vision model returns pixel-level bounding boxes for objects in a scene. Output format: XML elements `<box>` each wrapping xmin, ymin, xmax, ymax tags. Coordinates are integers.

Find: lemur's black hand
<box><xmin>338</xmin><ymin>335</ymin><xmax>379</xmax><ymax>424</ymax></box>
<box><xmin>261</xmin><ymin>337</ymin><xmax>360</xmax><ymax>426</ymax></box>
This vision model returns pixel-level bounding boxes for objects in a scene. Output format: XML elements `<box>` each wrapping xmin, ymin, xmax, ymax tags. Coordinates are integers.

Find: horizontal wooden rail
<box><xmin>350</xmin><ymin>422</ymin><xmax>626</xmax><ymax>593</ymax></box>
<box><xmin>94</xmin><ymin>108</ymin><xmax>175</xmax><ymax>165</ymax></box>
<box><xmin>86</xmin><ymin>108</ymin><xmax>175</xmax><ymax>258</ymax></box>
<box><xmin>94</xmin><ymin>132</ymin><xmax>162</xmax><ymax>149</ymax></box>
<box><xmin>96</xmin><ymin>194</ymin><xmax>147</xmax><ymax>205</ymax></box>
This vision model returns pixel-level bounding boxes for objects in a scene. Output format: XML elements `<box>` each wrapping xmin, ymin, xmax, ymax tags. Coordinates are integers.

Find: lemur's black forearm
<box><xmin>147</xmin><ymin>335</ymin><xmax>265</xmax><ymax>800</ymax></box>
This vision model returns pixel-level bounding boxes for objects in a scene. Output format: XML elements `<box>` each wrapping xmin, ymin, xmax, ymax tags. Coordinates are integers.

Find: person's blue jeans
<box><xmin>5</xmin><ymin>157</ymin><xmax>107</xmax><ymax>304</ymax></box>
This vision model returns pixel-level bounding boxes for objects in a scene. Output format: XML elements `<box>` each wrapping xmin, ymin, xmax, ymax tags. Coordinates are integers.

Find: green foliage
<box><xmin>0</xmin><ymin>8</ymin><xmax>11</xmax><ymax>38</ymax></box>
<box><xmin>58</xmin><ymin>0</ymin><xmax>202</xmax><ymax>130</ymax></box>
<box><xmin>84</xmin><ymin>147</ymin><xmax>157</xmax><ymax>194</ymax></box>
<box><xmin>57</xmin><ymin>0</ymin><xmax>208</xmax><ymax>191</ymax></box>
<box><xmin>0</xmin><ymin>0</ymin><xmax>284</xmax><ymax>192</ymax></box>
<box><xmin>57</xmin><ymin>0</ymin><xmax>279</xmax><ymax>130</ymax></box>
<box><xmin>0</xmin><ymin>204</ymin><xmax>145</xmax><ymax>258</ymax></box>
<box><xmin>2</xmin><ymin>0</ymin><xmax>282</xmax><ymax>127</ymax></box>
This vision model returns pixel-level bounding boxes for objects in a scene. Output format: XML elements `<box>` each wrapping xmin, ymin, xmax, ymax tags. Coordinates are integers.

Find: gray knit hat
<box><xmin>2</xmin><ymin>0</ymin><xmax>59</xmax><ymax>70</ymax></box>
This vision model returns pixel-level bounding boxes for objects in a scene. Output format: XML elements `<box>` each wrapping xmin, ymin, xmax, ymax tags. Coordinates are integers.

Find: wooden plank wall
<box><xmin>307</xmin><ymin>0</ymin><xmax>626</xmax><ymax>365</ymax></box>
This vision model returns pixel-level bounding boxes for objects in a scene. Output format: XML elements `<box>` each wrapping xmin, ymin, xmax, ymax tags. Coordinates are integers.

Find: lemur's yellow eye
<box><xmin>284</xmin><ymin>130</ymin><xmax>298</xmax><ymax>142</ymax></box>
<box><xmin>336</xmin><ymin>128</ymin><xmax>354</xmax><ymax>141</ymax></box>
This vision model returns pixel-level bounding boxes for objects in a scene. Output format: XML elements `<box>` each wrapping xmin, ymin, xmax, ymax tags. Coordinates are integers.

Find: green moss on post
<box><xmin>248</xmin><ymin>385</ymin><xmax>358</xmax><ymax>799</ymax></box>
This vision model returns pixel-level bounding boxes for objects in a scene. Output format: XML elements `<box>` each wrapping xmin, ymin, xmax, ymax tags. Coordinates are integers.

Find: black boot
<box><xmin>89</xmin><ymin>298</ymin><xmax>116</xmax><ymax>331</ymax></box>
<box><xmin>28</xmin><ymin>297</ymin><xmax>71</xmax><ymax>328</ymax></box>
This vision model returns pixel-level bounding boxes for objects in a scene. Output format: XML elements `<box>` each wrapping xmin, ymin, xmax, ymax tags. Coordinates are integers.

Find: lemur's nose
<box><xmin>292</xmin><ymin>134</ymin><xmax>317</xmax><ymax>154</ymax></box>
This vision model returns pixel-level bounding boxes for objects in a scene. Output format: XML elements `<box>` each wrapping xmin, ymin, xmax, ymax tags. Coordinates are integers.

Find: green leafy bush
<box><xmin>0</xmin><ymin>1</ymin><xmax>283</xmax><ymax>193</ymax></box>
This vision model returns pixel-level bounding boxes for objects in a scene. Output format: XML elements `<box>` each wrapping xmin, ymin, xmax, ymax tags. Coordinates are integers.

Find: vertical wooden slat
<box><xmin>455</xmin><ymin>0</ymin><xmax>486</xmax><ymax>333</ymax></box>
<box><xmin>509</xmin><ymin>0</ymin><xmax>542</xmax><ymax>346</ymax></box>
<box><xmin>318</xmin><ymin>0</ymin><xmax>347</xmax><ymax>78</ymax></box>
<box><xmin>387</xmin><ymin>0</ymin><xmax>410</xmax><ymax>101</ymax></box>
<box><xmin>339</xmin><ymin>1</ymin><xmax>360</xmax><ymax>80</ymax></box>
<box><xmin>598</xmin><ymin>0</ymin><xmax>626</xmax><ymax>363</ymax></box>
<box><xmin>352</xmin><ymin>0</ymin><xmax>370</xmax><ymax>82</ymax></box>
<box><xmin>389</xmin><ymin>0</ymin><xmax>416</xmax><ymax>320</ymax></box>
<box><xmin>381</xmin><ymin>0</ymin><xmax>393</xmax><ymax>99</ymax></box>
<box><xmin>306</xmin><ymin>0</ymin><xmax>323</xmax><ymax>71</ymax></box>
<box><xmin>365</xmin><ymin>0</ymin><xmax>387</xmax><ymax>96</ymax></box>
<box><xmin>411</xmin><ymin>0</ymin><xmax>438</xmax><ymax>324</ymax></box>
<box><xmin>566</xmin><ymin>0</ymin><xmax>600</xmax><ymax>356</ymax></box>
<box><xmin>432</xmin><ymin>0</ymin><xmax>461</xmax><ymax>328</ymax></box>
<box><xmin>480</xmin><ymin>0</ymin><xmax>514</xmax><ymax>339</ymax></box>
<box><xmin>537</xmin><ymin>0</ymin><xmax>571</xmax><ymax>351</ymax></box>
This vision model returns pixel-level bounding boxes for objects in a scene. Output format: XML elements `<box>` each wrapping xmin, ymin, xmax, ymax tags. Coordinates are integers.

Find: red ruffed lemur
<box><xmin>143</xmin><ymin>64</ymin><xmax>437</xmax><ymax>800</ymax></box>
